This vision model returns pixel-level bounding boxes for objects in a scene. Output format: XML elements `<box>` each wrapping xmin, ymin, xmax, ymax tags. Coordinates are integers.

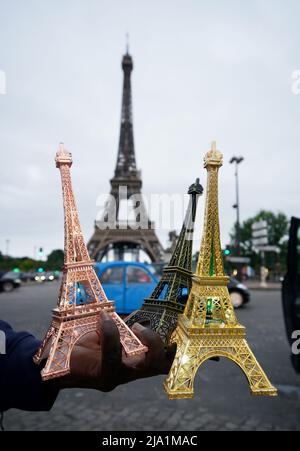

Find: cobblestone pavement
<box><xmin>1</xmin><ymin>282</ymin><xmax>300</xmax><ymax>431</ymax></box>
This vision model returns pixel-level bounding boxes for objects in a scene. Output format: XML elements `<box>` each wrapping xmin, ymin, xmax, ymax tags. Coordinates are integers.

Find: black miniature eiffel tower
<box><xmin>125</xmin><ymin>179</ymin><xmax>203</xmax><ymax>344</ymax></box>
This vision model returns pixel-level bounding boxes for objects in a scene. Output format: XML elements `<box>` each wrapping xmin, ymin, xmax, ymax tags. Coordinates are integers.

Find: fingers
<box><xmin>131</xmin><ymin>322</ymin><xmax>170</xmax><ymax>374</ymax></box>
<box><xmin>99</xmin><ymin>310</ymin><xmax>122</xmax><ymax>391</ymax></box>
<box><xmin>132</xmin><ymin>323</ymin><xmax>164</xmax><ymax>361</ymax></box>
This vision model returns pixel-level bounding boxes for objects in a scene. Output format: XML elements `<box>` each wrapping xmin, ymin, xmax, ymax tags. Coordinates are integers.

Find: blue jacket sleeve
<box><xmin>0</xmin><ymin>320</ymin><xmax>59</xmax><ymax>412</ymax></box>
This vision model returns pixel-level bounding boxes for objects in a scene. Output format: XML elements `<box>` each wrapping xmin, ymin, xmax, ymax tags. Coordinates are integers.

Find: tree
<box><xmin>19</xmin><ymin>258</ymin><xmax>39</xmax><ymax>272</ymax></box>
<box><xmin>46</xmin><ymin>249</ymin><xmax>64</xmax><ymax>271</ymax></box>
<box><xmin>229</xmin><ymin>210</ymin><xmax>289</xmax><ymax>273</ymax></box>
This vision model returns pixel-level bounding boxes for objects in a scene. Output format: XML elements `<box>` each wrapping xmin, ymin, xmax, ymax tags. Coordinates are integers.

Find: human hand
<box><xmin>54</xmin><ymin>311</ymin><xmax>176</xmax><ymax>392</ymax></box>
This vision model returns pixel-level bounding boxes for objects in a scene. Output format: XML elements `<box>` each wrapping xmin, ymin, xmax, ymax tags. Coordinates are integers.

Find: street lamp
<box><xmin>5</xmin><ymin>239</ymin><xmax>10</xmax><ymax>257</ymax></box>
<box><xmin>229</xmin><ymin>156</ymin><xmax>244</xmax><ymax>254</ymax></box>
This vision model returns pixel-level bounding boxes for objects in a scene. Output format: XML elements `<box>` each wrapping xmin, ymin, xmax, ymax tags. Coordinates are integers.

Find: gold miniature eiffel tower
<box><xmin>34</xmin><ymin>144</ymin><xmax>147</xmax><ymax>381</ymax></box>
<box><xmin>164</xmin><ymin>142</ymin><xmax>277</xmax><ymax>399</ymax></box>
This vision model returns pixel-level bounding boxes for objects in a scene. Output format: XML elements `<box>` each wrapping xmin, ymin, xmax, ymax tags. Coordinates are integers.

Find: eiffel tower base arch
<box><xmin>164</xmin><ymin>320</ymin><xmax>278</xmax><ymax>399</ymax></box>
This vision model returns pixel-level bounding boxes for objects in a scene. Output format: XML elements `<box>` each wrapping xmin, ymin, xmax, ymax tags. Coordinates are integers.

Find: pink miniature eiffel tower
<box><xmin>34</xmin><ymin>144</ymin><xmax>147</xmax><ymax>380</ymax></box>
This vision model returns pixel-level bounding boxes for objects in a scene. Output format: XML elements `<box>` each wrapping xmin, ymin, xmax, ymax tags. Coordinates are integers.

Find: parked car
<box><xmin>44</xmin><ymin>271</ymin><xmax>56</xmax><ymax>281</ymax></box>
<box><xmin>19</xmin><ymin>271</ymin><xmax>36</xmax><ymax>282</ymax></box>
<box><xmin>0</xmin><ymin>271</ymin><xmax>22</xmax><ymax>293</ymax></box>
<box><xmin>228</xmin><ymin>278</ymin><xmax>250</xmax><ymax>308</ymax></box>
<box><xmin>94</xmin><ymin>262</ymin><xmax>158</xmax><ymax>314</ymax></box>
<box><xmin>34</xmin><ymin>271</ymin><xmax>56</xmax><ymax>282</ymax></box>
<box><xmin>34</xmin><ymin>272</ymin><xmax>46</xmax><ymax>282</ymax></box>
<box><xmin>175</xmin><ymin>277</ymin><xmax>250</xmax><ymax>309</ymax></box>
<box><xmin>93</xmin><ymin>261</ymin><xmax>250</xmax><ymax>315</ymax></box>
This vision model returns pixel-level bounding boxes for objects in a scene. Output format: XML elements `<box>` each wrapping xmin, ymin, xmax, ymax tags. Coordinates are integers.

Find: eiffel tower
<box><xmin>88</xmin><ymin>50</ymin><xmax>164</xmax><ymax>262</ymax></box>
<box><xmin>125</xmin><ymin>178</ymin><xmax>203</xmax><ymax>344</ymax></box>
<box><xmin>34</xmin><ymin>144</ymin><xmax>147</xmax><ymax>381</ymax></box>
<box><xmin>164</xmin><ymin>142</ymin><xmax>277</xmax><ymax>399</ymax></box>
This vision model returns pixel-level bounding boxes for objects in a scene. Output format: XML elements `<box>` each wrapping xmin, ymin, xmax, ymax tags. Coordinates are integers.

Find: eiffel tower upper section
<box><xmin>88</xmin><ymin>51</ymin><xmax>164</xmax><ymax>262</ymax></box>
<box><xmin>114</xmin><ymin>52</ymin><xmax>139</xmax><ymax>184</ymax></box>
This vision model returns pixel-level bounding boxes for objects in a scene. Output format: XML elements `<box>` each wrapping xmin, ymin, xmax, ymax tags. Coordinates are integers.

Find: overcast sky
<box><xmin>0</xmin><ymin>0</ymin><xmax>299</xmax><ymax>258</ymax></box>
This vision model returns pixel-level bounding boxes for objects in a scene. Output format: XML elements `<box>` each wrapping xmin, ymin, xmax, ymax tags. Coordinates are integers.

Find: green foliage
<box><xmin>229</xmin><ymin>210</ymin><xmax>289</xmax><ymax>273</ymax></box>
<box><xmin>231</xmin><ymin>210</ymin><xmax>289</xmax><ymax>252</ymax></box>
<box><xmin>0</xmin><ymin>249</ymin><xmax>64</xmax><ymax>272</ymax></box>
<box><xmin>45</xmin><ymin>249</ymin><xmax>64</xmax><ymax>271</ymax></box>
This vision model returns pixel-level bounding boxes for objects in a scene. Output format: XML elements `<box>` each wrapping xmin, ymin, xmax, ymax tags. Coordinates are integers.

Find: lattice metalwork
<box><xmin>34</xmin><ymin>144</ymin><xmax>147</xmax><ymax>381</ymax></box>
<box><xmin>125</xmin><ymin>179</ymin><xmax>203</xmax><ymax>344</ymax></box>
<box><xmin>88</xmin><ymin>51</ymin><xmax>164</xmax><ymax>262</ymax></box>
<box><xmin>164</xmin><ymin>142</ymin><xmax>277</xmax><ymax>399</ymax></box>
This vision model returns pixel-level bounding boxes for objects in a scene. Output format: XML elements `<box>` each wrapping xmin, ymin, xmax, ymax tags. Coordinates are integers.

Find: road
<box><xmin>0</xmin><ymin>282</ymin><xmax>300</xmax><ymax>431</ymax></box>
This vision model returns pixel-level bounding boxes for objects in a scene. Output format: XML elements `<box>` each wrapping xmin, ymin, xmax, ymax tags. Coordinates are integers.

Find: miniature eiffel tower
<box><xmin>164</xmin><ymin>142</ymin><xmax>277</xmax><ymax>399</ymax></box>
<box><xmin>34</xmin><ymin>144</ymin><xmax>147</xmax><ymax>381</ymax></box>
<box><xmin>125</xmin><ymin>179</ymin><xmax>203</xmax><ymax>344</ymax></box>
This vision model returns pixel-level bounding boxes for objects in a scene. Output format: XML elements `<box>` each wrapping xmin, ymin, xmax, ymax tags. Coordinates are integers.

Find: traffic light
<box><xmin>13</xmin><ymin>268</ymin><xmax>20</xmax><ymax>273</ymax></box>
<box><xmin>38</xmin><ymin>267</ymin><xmax>44</xmax><ymax>273</ymax></box>
<box><xmin>224</xmin><ymin>246</ymin><xmax>231</xmax><ymax>256</ymax></box>
<box><xmin>38</xmin><ymin>247</ymin><xmax>44</xmax><ymax>258</ymax></box>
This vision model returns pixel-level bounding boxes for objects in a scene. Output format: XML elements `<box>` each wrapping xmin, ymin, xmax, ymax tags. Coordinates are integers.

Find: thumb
<box><xmin>99</xmin><ymin>310</ymin><xmax>122</xmax><ymax>389</ymax></box>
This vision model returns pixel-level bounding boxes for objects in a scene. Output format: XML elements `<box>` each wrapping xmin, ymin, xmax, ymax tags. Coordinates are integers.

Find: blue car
<box><xmin>94</xmin><ymin>261</ymin><xmax>159</xmax><ymax>314</ymax></box>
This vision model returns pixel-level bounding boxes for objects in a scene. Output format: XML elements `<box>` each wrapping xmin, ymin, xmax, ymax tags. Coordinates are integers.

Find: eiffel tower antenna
<box><xmin>125</xmin><ymin>178</ymin><xmax>203</xmax><ymax>344</ymax></box>
<box><xmin>34</xmin><ymin>144</ymin><xmax>147</xmax><ymax>380</ymax></box>
<box><xmin>126</xmin><ymin>32</ymin><xmax>129</xmax><ymax>54</ymax></box>
<box><xmin>164</xmin><ymin>142</ymin><xmax>277</xmax><ymax>399</ymax></box>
